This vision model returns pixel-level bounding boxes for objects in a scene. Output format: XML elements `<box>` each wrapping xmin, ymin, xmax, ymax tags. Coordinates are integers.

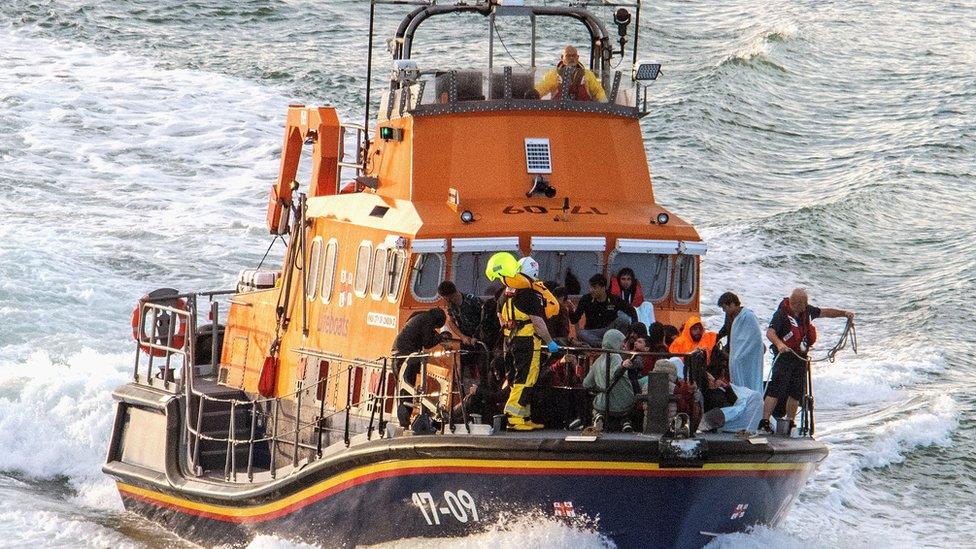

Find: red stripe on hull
<box><xmin>120</xmin><ymin>463</ymin><xmax>806</xmax><ymax>524</ymax></box>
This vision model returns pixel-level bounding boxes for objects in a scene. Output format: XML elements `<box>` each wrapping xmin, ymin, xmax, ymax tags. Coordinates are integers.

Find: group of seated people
<box><xmin>392</xmin><ymin>262</ymin><xmax>762</xmax><ymax>436</ymax></box>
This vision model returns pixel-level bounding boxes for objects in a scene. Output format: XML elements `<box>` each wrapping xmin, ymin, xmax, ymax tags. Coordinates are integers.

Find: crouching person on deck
<box><xmin>583</xmin><ymin>329</ymin><xmax>636</xmax><ymax>432</ymax></box>
<box><xmin>391</xmin><ymin>308</ymin><xmax>447</xmax><ymax>429</ymax></box>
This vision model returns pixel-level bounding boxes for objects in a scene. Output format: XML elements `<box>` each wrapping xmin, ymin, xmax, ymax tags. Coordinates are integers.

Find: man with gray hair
<box><xmin>759</xmin><ymin>288</ymin><xmax>854</xmax><ymax>434</ymax></box>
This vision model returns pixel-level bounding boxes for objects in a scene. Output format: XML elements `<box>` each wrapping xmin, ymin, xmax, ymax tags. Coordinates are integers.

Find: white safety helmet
<box><xmin>518</xmin><ymin>256</ymin><xmax>540</xmax><ymax>279</ymax></box>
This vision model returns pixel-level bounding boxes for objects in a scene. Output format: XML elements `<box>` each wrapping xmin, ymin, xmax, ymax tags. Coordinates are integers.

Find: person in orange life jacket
<box><xmin>534</xmin><ymin>46</ymin><xmax>608</xmax><ymax>102</ymax></box>
<box><xmin>668</xmin><ymin>316</ymin><xmax>718</xmax><ymax>362</ymax></box>
<box><xmin>759</xmin><ymin>288</ymin><xmax>854</xmax><ymax>434</ymax></box>
<box><xmin>610</xmin><ymin>267</ymin><xmax>645</xmax><ymax>308</ymax></box>
<box><xmin>570</xmin><ymin>274</ymin><xmax>639</xmax><ymax>348</ymax></box>
<box><xmin>391</xmin><ymin>308</ymin><xmax>447</xmax><ymax>428</ymax></box>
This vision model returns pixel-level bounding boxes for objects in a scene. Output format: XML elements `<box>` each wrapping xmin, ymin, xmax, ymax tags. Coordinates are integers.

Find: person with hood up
<box><xmin>668</xmin><ymin>316</ymin><xmax>718</xmax><ymax>362</ymax></box>
<box><xmin>717</xmin><ymin>292</ymin><xmax>765</xmax><ymax>395</ymax></box>
<box><xmin>611</xmin><ymin>267</ymin><xmax>657</xmax><ymax>325</ymax></box>
<box><xmin>583</xmin><ymin>329</ymin><xmax>636</xmax><ymax>432</ymax></box>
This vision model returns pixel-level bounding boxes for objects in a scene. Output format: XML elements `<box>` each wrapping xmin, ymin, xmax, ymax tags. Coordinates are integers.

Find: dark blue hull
<box><xmin>116</xmin><ymin>448</ymin><xmax>820</xmax><ymax>548</ymax></box>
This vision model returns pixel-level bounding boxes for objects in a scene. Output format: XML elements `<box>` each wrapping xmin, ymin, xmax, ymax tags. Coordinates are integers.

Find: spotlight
<box><xmin>460</xmin><ymin>210</ymin><xmax>475</xmax><ymax>224</ymax></box>
<box><xmin>656</xmin><ymin>212</ymin><xmax>670</xmax><ymax>225</ymax></box>
<box><xmin>613</xmin><ymin>8</ymin><xmax>631</xmax><ymax>38</ymax></box>
<box><xmin>526</xmin><ymin>176</ymin><xmax>557</xmax><ymax>198</ymax></box>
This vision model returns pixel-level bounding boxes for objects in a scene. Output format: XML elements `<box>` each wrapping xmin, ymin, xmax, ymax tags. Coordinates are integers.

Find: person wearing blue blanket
<box><xmin>718</xmin><ymin>292</ymin><xmax>765</xmax><ymax>395</ymax></box>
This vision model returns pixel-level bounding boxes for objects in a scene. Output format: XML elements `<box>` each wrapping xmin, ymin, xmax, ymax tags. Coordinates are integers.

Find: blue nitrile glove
<box><xmin>547</xmin><ymin>341</ymin><xmax>560</xmax><ymax>353</ymax></box>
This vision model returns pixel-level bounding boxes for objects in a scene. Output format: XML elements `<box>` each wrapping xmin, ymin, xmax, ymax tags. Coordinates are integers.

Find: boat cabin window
<box><xmin>306</xmin><ymin>237</ymin><xmax>323</xmax><ymax>301</ymax></box>
<box><xmin>386</xmin><ymin>249</ymin><xmax>406</xmax><ymax>302</ymax></box>
<box><xmin>354</xmin><ymin>241</ymin><xmax>373</xmax><ymax>298</ymax></box>
<box><xmin>453</xmin><ymin>250</ymin><xmax>519</xmax><ymax>297</ymax></box>
<box><xmin>370</xmin><ymin>247</ymin><xmax>389</xmax><ymax>300</ymax></box>
<box><xmin>320</xmin><ymin>239</ymin><xmax>338</xmax><ymax>303</ymax></box>
<box><xmin>674</xmin><ymin>255</ymin><xmax>697</xmax><ymax>304</ymax></box>
<box><xmin>410</xmin><ymin>253</ymin><xmax>444</xmax><ymax>303</ymax></box>
<box><xmin>609</xmin><ymin>252</ymin><xmax>671</xmax><ymax>303</ymax></box>
<box><xmin>533</xmin><ymin>251</ymin><xmax>602</xmax><ymax>295</ymax></box>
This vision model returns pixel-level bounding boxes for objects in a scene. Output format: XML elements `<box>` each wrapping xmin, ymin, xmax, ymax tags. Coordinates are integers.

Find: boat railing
<box><xmin>337</xmin><ymin>122</ymin><xmax>366</xmax><ymax>188</ymax></box>
<box><xmin>131</xmin><ymin>290</ymin><xmax>236</xmax><ymax>394</ymax></box>
<box><xmin>381</xmin><ymin>66</ymin><xmax>648</xmax><ymax>120</ymax></box>
<box><xmin>131</xmin><ymin>291</ymin><xmax>464</xmax><ymax>483</ymax></box>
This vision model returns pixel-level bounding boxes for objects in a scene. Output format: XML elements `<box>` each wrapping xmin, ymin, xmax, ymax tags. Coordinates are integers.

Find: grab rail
<box><xmin>131</xmin><ymin>290</ymin><xmax>827</xmax><ymax>484</ymax></box>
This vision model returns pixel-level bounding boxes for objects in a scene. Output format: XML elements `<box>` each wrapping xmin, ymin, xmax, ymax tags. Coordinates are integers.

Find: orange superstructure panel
<box><xmin>407</xmin><ymin>111</ymin><xmax>654</xmax><ymax>204</ymax></box>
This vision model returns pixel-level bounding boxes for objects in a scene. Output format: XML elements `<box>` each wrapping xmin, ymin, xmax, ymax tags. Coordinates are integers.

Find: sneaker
<box><xmin>621</xmin><ymin>420</ymin><xmax>634</xmax><ymax>433</ymax></box>
<box><xmin>567</xmin><ymin>418</ymin><xmax>584</xmax><ymax>431</ymax></box>
<box><xmin>757</xmin><ymin>419</ymin><xmax>773</xmax><ymax>434</ymax></box>
<box><xmin>592</xmin><ymin>414</ymin><xmax>605</xmax><ymax>432</ymax></box>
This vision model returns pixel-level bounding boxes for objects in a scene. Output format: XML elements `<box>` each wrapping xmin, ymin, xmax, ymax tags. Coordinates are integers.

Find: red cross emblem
<box><xmin>338</xmin><ymin>271</ymin><xmax>354</xmax><ymax>307</ymax></box>
<box><xmin>553</xmin><ymin>501</ymin><xmax>575</xmax><ymax>517</ymax></box>
<box><xmin>730</xmin><ymin>503</ymin><xmax>749</xmax><ymax>519</ymax></box>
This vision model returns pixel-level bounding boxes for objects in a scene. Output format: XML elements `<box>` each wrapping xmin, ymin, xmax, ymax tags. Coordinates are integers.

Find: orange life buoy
<box><xmin>131</xmin><ymin>290</ymin><xmax>187</xmax><ymax>357</ymax></box>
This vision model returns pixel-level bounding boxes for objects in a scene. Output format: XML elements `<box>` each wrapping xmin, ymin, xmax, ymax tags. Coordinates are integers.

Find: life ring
<box><xmin>131</xmin><ymin>288</ymin><xmax>187</xmax><ymax>357</ymax></box>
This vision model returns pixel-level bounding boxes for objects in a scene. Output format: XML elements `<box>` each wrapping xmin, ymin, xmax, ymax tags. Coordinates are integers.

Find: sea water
<box><xmin>0</xmin><ymin>1</ymin><xmax>973</xmax><ymax>547</ymax></box>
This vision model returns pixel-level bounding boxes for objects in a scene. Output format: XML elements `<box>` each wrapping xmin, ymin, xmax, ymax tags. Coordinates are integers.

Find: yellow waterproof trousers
<box><xmin>504</xmin><ymin>336</ymin><xmax>541</xmax><ymax>419</ymax></box>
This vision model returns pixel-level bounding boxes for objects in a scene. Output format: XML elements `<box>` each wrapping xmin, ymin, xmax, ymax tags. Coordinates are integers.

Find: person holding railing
<box><xmin>533</xmin><ymin>46</ymin><xmax>607</xmax><ymax>102</ymax></box>
<box><xmin>758</xmin><ymin>288</ymin><xmax>854</xmax><ymax>435</ymax></box>
<box><xmin>391</xmin><ymin>308</ymin><xmax>447</xmax><ymax>428</ymax></box>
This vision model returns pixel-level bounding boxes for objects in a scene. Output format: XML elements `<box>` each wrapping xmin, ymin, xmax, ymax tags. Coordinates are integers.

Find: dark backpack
<box><xmin>479</xmin><ymin>297</ymin><xmax>501</xmax><ymax>351</ymax></box>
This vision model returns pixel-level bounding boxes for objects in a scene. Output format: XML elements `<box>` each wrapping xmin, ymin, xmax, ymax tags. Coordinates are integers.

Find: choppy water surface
<box><xmin>1</xmin><ymin>1</ymin><xmax>974</xmax><ymax>547</ymax></box>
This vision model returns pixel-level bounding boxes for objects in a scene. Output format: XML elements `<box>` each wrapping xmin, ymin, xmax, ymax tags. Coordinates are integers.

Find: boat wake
<box><xmin>365</xmin><ymin>511</ymin><xmax>612</xmax><ymax>549</ymax></box>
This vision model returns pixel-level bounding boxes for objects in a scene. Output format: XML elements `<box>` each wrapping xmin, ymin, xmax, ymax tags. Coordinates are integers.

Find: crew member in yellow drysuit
<box><xmin>486</xmin><ymin>253</ymin><xmax>560</xmax><ymax>431</ymax></box>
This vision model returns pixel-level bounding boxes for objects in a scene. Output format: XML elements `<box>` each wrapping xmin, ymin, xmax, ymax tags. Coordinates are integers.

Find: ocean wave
<box><xmin>0</xmin><ymin>348</ymin><xmax>131</xmax><ymax>509</ymax></box>
<box><xmin>717</xmin><ymin>23</ymin><xmax>798</xmax><ymax>71</ymax></box>
<box><xmin>858</xmin><ymin>395</ymin><xmax>958</xmax><ymax>469</ymax></box>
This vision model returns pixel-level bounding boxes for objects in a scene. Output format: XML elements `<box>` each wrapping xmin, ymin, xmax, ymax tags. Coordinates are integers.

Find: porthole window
<box><xmin>386</xmin><ymin>249</ymin><xmax>406</xmax><ymax>302</ymax></box>
<box><xmin>320</xmin><ymin>239</ymin><xmax>338</xmax><ymax>303</ymax></box>
<box><xmin>306</xmin><ymin>237</ymin><xmax>323</xmax><ymax>301</ymax></box>
<box><xmin>608</xmin><ymin>252</ymin><xmax>672</xmax><ymax>303</ymax></box>
<box><xmin>674</xmin><ymin>255</ymin><xmax>697</xmax><ymax>304</ymax></box>
<box><xmin>354</xmin><ymin>241</ymin><xmax>373</xmax><ymax>298</ymax></box>
<box><xmin>410</xmin><ymin>253</ymin><xmax>444</xmax><ymax>302</ymax></box>
<box><xmin>370</xmin><ymin>247</ymin><xmax>389</xmax><ymax>300</ymax></box>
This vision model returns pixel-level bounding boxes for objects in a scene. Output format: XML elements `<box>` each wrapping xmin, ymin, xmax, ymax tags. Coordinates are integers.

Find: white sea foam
<box><xmin>705</xmin><ymin>524</ymin><xmax>813</xmax><ymax>549</ymax></box>
<box><xmin>0</xmin><ymin>502</ymin><xmax>141</xmax><ymax>549</ymax></box>
<box><xmin>859</xmin><ymin>395</ymin><xmax>958</xmax><ymax>469</ymax></box>
<box><xmin>368</xmin><ymin>513</ymin><xmax>613</xmax><ymax>549</ymax></box>
<box><xmin>0</xmin><ymin>347</ymin><xmax>131</xmax><ymax>509</ymax></box>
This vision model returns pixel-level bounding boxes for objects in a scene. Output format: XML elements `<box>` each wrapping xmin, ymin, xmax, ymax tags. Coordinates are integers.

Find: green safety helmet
<box><xmin>485</xmin><ymin>252</ymin><xmax>519</xmax><ymax>281</ymax></box>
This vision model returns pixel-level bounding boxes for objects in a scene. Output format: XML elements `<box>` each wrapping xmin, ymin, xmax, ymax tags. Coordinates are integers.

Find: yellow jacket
<box><xmin>535</xmin><ymin>66</ymin><xmax>607</xmax><ymax>102</ymax></box>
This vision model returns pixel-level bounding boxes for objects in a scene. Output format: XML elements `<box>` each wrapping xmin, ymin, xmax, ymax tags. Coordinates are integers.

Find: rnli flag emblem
<box><xmin>730</xmin><ymin>503</ymin><xmax>749</xmax><ymax>519</ymax></box>
<box><xmin>553</xmin><ymin>501</ymin><xmax>575</xmax><ymax>517</ymax></box>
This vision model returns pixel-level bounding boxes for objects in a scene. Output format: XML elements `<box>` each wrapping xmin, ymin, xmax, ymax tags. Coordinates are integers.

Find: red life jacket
<box><xmin>553</xmin><ymin>63</ymin><xmax>592</xmax><ymax>101</ymax></box>
<box><xmin>778</xmin><ymin>298</ymin><xmax>817</xmax><ymax>354</ymax></box>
